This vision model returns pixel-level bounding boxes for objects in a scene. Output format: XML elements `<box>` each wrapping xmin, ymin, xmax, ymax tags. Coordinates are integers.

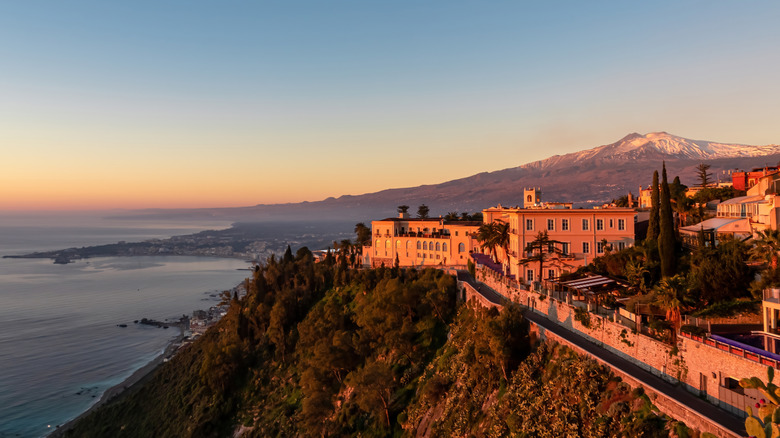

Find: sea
<box><xmin>0</xmin><ymin>213</ymin><xmax>252</xmax><ymax>438</ymax></box>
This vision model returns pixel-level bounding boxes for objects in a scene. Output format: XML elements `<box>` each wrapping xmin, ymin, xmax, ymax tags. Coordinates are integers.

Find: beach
<box><xmin>48</xmin><ymin>335</ymin><xmax>183</xmax><ymax>437</ymax></box>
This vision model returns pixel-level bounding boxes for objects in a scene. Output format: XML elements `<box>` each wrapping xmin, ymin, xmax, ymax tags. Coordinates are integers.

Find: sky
<box><xmin>1</xmin><ymin>1</ymin><xmax>779</xmax><ymax>211</ymax></box>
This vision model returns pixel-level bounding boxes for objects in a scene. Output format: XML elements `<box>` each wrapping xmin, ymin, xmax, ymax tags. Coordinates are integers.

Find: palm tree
<box><xmin>518</xmin><ymin>231</ymin><xmax>562</xmax><ymax>283</ymax></box>
<box><xmin>653</xmin><ymin>274</ymin><xmax>693</xmax><ymax>343</ymax></box>
<box><xmin>624</xmin><ymin>258</ymin><xmax>649</xmax><ymax>293</ymax></box>
<box><xmin>751</xmin><ymin>229</ymin><xmax>780</xmax><ymax>270</ymax></box>
<box><xmin>476</xmin><ymin>221</ymin><xmax>509</xmax><ymax>263</ymax></box>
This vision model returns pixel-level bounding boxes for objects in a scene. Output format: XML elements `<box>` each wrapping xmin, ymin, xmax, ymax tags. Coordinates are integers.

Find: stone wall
<box><xmin>460</xmin><ymin>280</ymin><xmax>502</xmax><ymax>310</ymax></box>
<box><xmin>532</xmin><ymin>325</ymin><xmax>741</xmax><ymax>438</ymax></box>
<box><xmin>477</xmin><ymin>267</ymin><xmax>767</xmax><ymax>419</ymax></box>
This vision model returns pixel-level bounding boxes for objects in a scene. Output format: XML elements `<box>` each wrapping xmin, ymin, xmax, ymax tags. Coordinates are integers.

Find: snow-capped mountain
<box><xmin>525</xmin><ymin>132</ymin><xmax>780</xmax><ymax>171</ymax></box>
<box><xmin>120</xmin><ymin>132</ymin><xmax>780</xmax><ymax>222</ymax></box>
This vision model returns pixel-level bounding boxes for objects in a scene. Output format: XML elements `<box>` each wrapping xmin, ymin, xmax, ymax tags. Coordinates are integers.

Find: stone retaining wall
<box><xmin>476</xmin><ymin>267</ymin><xmax>767</xmax><ymax>424</ymax></box>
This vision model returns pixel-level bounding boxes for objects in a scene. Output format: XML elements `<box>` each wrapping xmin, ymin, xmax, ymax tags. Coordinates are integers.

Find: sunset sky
<box><xmin>2</xmin><ymin>1</ymin><xmax>779</xmax><ymax>210</ymax></box>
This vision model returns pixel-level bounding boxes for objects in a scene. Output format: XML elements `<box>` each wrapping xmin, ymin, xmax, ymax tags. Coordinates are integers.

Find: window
<box><xmin>561</xmin><ymin>219</ymin><xmax>569</xmax><ymax>231</ymax></box>
<box><xmin>407</xmin><ymin>241</ymin><xmax>411</xmax><ymax>250</ymax></box>
<box><xmin>458</xmin><ymin>243</ymin><xmax>465</xmax><ymax>253</ymax></box>
<box><xmin>547</xmin><ymin>269</ymin><xmax>555</xmax><ymax>280</ymax></box>
<box><xmin>429</xmin><ymin>241</ymin><xmax>434</xmax><ymax>250</ymax></box>
<box><xmin>376</xmin><ymin>239</ymin><xmax>381</xmax><ymax>248</ymax></box>
<box><xmin>618</xmin><ymin>219</ymin><xmax>625</xmax><ymax>231</ymax></box>
<box><xmin>582</xmin><ymin>242</ymin><xmax>590</xmax><ymax>253</ymax></box>
<box><xmin>596</xmin><ymin>219</ymin><xmax>604</xmax><ymax>231</ymax></box>
<box><xmin>416</xmin><ymin>241</ymin><xmax>421</xmax><ymax>250</ymax></box>
<box><xmin>582</xmin><ymin>219</ymin><xmax>589</xmax><ymax>231</ymax></box>
<box><xmin>455</xmin><ymin>231</ymin><xmax>459</xmax><ymax>236</ymax></box>
<box><xmin>396</xmin><ymin>240</ymin><xmax>401</xmax><ymax>249</ymax></box>
<box><xmin>597</xmin><ymin>241</ymin><xmax>605</xmax><ymax>254</ymax></box>
<box><xmin>609</xmin><ymin>219</ymin><xmax>614</xmax><ymax>228</ymax></box>
<box><xmin>526</xmin><ymin>219</ymin><xmax>534</xmax><ymax>231</ymax></box>
<box><xmin>386</xmin><ymin>240</ymin><xmax>391</xmax><ymax>249</ymax></box>
<box><xmin>547</xmin><ymin>219</ymin><xmax>555</xmax><ymax>231</ymax></box>
<box><xmin>547</xmin><ymin>243</ymin><xmax>555</xmax><ymax>253</ymax></box>
<box><xmin>435</xmin><ymin>242</ymin><xmax>440</xmax><ymax>251</ymax></box>
<box><xmin>617</xmin><ymin>242</ymin><xmax>626</xmax><ymax>250</ymax></box>
<box><xmin>423</xmin><ymin>242</ymin><xmax>428</xmax><ymax>250</ymax></box>
<box><xmin>442</xmin><ymin>242</ymin><xmax>447</xmax><ymax>252</ymax></box>
<box><xmin>526</xmin><ymin>270</ymin><xmax>534</xmax><ymax>282</ymax></box>
<box><xmin>561</xmin><ymin>242</ymin><xmax>569</xmax><ymax>255</ymax></box>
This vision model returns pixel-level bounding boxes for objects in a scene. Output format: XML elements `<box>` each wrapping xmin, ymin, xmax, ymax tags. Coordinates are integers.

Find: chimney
<box><xmin>398</xmin><ymin>211</ymin><xmax>409</xmax><ymax>219</ymax></box>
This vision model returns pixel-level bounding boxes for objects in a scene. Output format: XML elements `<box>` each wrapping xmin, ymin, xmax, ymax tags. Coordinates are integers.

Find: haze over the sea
<box><xmin>2</xmin><ymin>1</ymin><xmax>780</xmax><ymax>212</ymax></box>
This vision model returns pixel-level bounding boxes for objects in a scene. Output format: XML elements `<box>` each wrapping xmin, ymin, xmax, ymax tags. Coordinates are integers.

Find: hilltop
<box><xmin>61</xmin><ymin>258</ymin><xmax>690</xmax><ymax>437</ymax></box>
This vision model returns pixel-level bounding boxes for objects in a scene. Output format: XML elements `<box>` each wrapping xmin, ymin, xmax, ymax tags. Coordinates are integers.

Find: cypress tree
<box><xmin>646</xmin><ymin>170</ymin><xmax>660</xmax><ymax>243</ymax></box>
<box><xmin>658</xmin><ymin>162</ymin><xmax>676</xmax><ymax>277</ymax></box>
<box><xmin>283</xmin><ymin>244</ymin><xmax>294</xmax><ymax>264</ymax></box>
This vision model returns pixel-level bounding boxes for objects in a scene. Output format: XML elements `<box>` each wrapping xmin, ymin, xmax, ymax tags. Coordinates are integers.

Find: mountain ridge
<box><xmin>115</xmin><ymin>132</ymin><xmax>780</xmax><ymax>222</ymax></box>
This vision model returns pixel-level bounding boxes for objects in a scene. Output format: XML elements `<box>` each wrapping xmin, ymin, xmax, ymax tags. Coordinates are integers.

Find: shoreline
<box><xmin>47</xmin><ymin>336</ymin><xmax>183</xmax><ymax>438</ymax></box>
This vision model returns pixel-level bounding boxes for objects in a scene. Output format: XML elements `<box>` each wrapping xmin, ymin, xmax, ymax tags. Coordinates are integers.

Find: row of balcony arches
<box><xmin>376</xmin><ymin>239</ymin><xmax>467</xmax><ymax>254</ymax></box>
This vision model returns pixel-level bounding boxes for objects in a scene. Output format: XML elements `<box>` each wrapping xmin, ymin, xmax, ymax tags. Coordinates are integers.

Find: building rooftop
<box><xmin>679</xmin><ymin>217</ymin><xmax>745</xmax><ymax>232</ymax></box>
<box><xmin>376</xmin><ymin>218</ymin><xmax>481</xmax><ymax>226</ymax></box>
<box><xmin>719</xmin><ymin>195</ymin><xmax>766</xmax><ymax>205</ymax></box>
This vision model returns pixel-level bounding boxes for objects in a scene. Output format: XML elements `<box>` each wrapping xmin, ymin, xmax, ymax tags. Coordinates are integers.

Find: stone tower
<box><xmin>523</xmin><ymin>187</ymin><xmax>541</xmax><ymax>209</ymax></box>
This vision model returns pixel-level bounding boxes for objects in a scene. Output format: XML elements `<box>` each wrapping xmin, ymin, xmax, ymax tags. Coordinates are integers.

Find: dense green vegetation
<box><xmin>67</xmin><ymin>251</ymin><xmax>685</xmax><ymax>437</ymax></box>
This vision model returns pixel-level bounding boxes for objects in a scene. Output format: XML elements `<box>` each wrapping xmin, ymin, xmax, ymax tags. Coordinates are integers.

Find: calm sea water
<box><xmin>0</xmin><ymin>214</ymin><xmax>251</xmax><ymax>438</ymax></box>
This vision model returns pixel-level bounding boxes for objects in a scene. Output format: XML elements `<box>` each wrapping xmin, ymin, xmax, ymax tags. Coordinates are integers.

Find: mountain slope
<box><xmin>117</xmin><ymin>132</ymin><xmax>780</xmax><ymax>222</ymax></box>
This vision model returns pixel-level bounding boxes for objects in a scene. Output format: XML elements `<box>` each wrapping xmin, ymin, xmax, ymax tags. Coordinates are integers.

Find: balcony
<box><xmin>765</xmin><ymin>288</ymin><xmax>780</xmax><ymax>304</ymax></box>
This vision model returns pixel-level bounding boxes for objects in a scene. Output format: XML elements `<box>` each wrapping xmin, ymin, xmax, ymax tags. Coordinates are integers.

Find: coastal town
<box><xmin>355</xmin><ymin>164</ymin><xmax>780</xmax><ymax>437</ymax></box>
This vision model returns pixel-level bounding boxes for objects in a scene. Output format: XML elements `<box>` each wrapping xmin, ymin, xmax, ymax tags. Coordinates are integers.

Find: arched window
<box><xmin>386</xmin><ymin>240</ymin><xmax>391</xmax><ymax>249</ymax></box>
<box><xmin>429</xmin><ymin>241</ymin><xmax>434</xmax><ymax>250</ymax></box>
<box><xmin>406</xmin><ymin>241</ymin><xmax>411</xmax><ymax>250</ymax></box>
<box><xmin>527</xmin><ymin>194</ymin><xmax>532</xmax><ymax>202</ymax></box>
<box><xmin>423</xmin><ymin>242</ymin><xmax>428</xmax><ymax>250</ymax></box>
<box><xmin>442</xmin><ymin>242</ymin><xmax>448</xmax><ymax>252</ymax></box>
<box><xmin>458</xmin><ymin>243</ymin><xmax>465</xmax><ymax>253</ymax></box>
<box><xmin>396</xmin><ymin>240</ymin><xmax>401</xmax><ymax>249</ymax></box>
<box><xmin>435</xmin><ymin>242</ymin><xmax>440</xmax><ymax>251</ymax></box>
<box><xmin>376</xmin><ymin>239</ymin><xmax>381</xmax><ymax>248</ymax></box>
<box><xmin>417</xmin><ymin>241</ymin><xmax>421</xmax><ymax>249</ymax></box>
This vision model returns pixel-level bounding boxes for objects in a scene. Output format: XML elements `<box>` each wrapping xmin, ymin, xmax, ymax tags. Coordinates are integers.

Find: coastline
<box><xmin>47</xmin><ymin>336</ymin><xmax>183</xmax><ymax>438</ymax></box>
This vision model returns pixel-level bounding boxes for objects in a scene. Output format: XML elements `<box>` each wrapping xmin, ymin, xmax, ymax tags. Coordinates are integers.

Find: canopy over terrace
<box><xmin>547</xmin><ymin>275</ymin><xmax>626</xmax><ymax>303</ymax></box>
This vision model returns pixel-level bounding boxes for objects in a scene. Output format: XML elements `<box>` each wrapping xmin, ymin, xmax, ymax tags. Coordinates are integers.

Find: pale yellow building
<box><xmin>369</xmin><ymin>213</ymin><xmax>480</xmax><ymax>268</ymax></box>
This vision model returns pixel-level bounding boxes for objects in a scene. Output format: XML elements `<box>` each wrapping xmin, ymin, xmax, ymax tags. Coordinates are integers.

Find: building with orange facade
<box><xmin>482</xmin><ymin>188</ymin><xmax>636</xmax><ymax>284</ymax></box>
<box><xmin>369</xmin><ymin>213</ymin><xmax>481</xmax><ymax>268</ymax></box>
<box><xmin>732</xmin><ymin>166</ymin><xmax>779</xmax><ymax>191</ymax></box>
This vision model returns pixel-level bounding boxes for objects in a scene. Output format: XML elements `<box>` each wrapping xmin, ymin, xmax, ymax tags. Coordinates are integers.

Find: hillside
<box><xmin>63</xmin><ymin>255</ymin><xmax>698</xmax><ymax>437</ymax></box>
<box><xmin>115</xmin><ymin>132</ymin><xmax>780</xmax><ymax>222</ymax></box>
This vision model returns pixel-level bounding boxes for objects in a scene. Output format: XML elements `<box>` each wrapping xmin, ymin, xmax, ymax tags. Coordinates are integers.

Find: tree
<box><xmin>444</xmin><ymin>211</ymin><xmax>460</xmax><ymax>221</ymax></box>
<box><xmin>690</xmin><ymin>237</ymin><xmax>751</xmax><ymax>303</ymax></box>
<box><xmin>653</xmin><ymin>274</ymin><xmax>693</xmax><ymax>343</ymax></box>
<box><xmin>658</xmin><ymin>163</ymin><xmax>676</xmax><ymax>278</ymax></box>
<box><xmin>397</xmin><ymin>205</ymin><xmax>410</xmax><ymax>215</ymax></box>
<box><xmin>751</xmin><ymin>229</ymin><xmax>780</xmax><ymax>270</ymax></box>
<box><xmin>354</xmin><ymin>222</ymin><xmax>372</xmax><ymax>247</ymax></box>
<box><xmin>476</xmin><ymin>221</ymin><xmax>509</xmax><ymax>263</ymax></box>
<box><xmin>646</xmin><ymin>170</ymin><xmax>660</xmax><ymax>243</ymax></box>
<box><xmin>417</xmin><ymin>204</ymin><xmax>430</xmax><ymax>219</ymax></box>
<box><xmin>518</xmin><ymin>231</ymin><xmax>562</xmax><ymax>283</ymax></box>
<box><xmin>696</xmin><ymin>163</ymin><xmax>713</xmax><ymax>188</ymax></box>
<box><xmin>346</xmin><ymin>361</ymin><xmax>396</xmax><ymax>428</ymax></box>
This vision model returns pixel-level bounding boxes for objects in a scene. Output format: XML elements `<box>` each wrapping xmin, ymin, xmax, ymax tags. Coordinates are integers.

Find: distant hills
<box><xmin>117</xmin><ymin>132</ymin><xmax>780</xmax><ymax>223</ymax></box>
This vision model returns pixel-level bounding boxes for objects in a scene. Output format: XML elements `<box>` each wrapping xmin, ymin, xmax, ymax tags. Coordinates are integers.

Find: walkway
<box><xmin>465</xmin><ymin>274</ymin><xmax>745</xmax><ymax>437</ymax></box>
<box><xmin>456</xmin><ymin>270</ymin><xmax>507</xmax><ymax>306</ymax></box>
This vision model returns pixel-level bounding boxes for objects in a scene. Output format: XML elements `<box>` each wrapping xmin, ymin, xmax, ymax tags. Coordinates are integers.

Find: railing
<box><xmin>765</xmin><ymin>288</ymin><xmax>780</xmax><ymax>304</ymax></box>
<box><xmin>680</xmin><ymin>331</ymin><xmax>780</xmax><ymax>369</ymax></box>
